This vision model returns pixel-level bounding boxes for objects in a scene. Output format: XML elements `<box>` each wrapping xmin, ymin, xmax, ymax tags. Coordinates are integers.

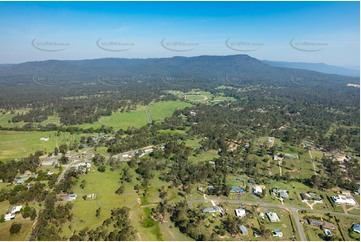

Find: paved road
<box><xmin>56</xmin><ymin>149</ymin><xmax>91</xmax><ymax>184</ymax></box>
<box><xmin>187</xmin><ymin>198</ymin><xmax>359</xmax><ymax>241</ymax></box>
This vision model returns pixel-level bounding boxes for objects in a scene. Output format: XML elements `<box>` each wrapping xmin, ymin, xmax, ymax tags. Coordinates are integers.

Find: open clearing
<box><xmin>0</xmin><ymin>131</ymin><xmax>83</xmax><ymax>161</ymax></box>
<box><xmin>74</xmin><ymin>101</ymin><xmax>191</xmax><ymax>130</ymax></box>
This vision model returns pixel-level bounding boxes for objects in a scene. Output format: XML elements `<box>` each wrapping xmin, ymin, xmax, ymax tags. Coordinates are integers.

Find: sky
<box><xmin>0</xmin><ymin>1</ymin><xmax>359</xmax><ymax>68</ymax></box>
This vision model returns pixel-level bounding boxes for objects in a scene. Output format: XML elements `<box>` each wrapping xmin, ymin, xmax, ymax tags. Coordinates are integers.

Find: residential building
<box><xmin>10</xmin><ymin>206</ymin><xmax>22</xmax><ymax>214</ymax></box>
<box><xmin>352</xmin><ymin>224</ymin><xmax>360</xmax><ymax>234</ymax></box>
<box><xmin>4</xmin><ymin>214</ymin><xmax>15</xmax><ymax>221</ymax></box>
<box><xmin>68</xmin><ymin>194</ymin><xmax>77</xmax><ymax>201</ymax></box>
<box><xmin>230</xmin><ymin>186</ymin><xmax>244</xmax><ymax>193</ymax></box>
<box><xmin>253</xmin><ymin>186</ymin><xmax>263</xmax><ymax>194</ymax></box>
<box><xmin>300</xmin><ymin>193</ymin><xmax>312</xmax><ymax>201</ymax></box>
<box><xmin>278</xmin><ymin>189</ymin><xmax>289</xmax><ymax>199</ymax></box>
<box><xmin>331</xmin><ymin>195</ymin><xmax>356</xmax><ymax>205</ymax></box>
<box><xmin>235</xmin><ymin>208</ymin><xmax>246</xmax><ymax>217</ymax></box>
<box><xmin>203</xmin><ymin>206</ymin><xmax>224</xmax><ymax>216</ymax></box>
<box><xmin>266</xmin><ymin>212</ymin><xmax>280</xmax><ymax>222</ymax></box>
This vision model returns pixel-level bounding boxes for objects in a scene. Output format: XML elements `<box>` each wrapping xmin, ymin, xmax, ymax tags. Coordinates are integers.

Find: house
<box><xmin>235</xmin><ymin>208</ymin><xmax>246</xmax><ymax>217</ymax></box>
<box><xmin>203</xmin><ymin>206</ymin><xmax>224</xmax><ymax>216</ymax></box>
<box><xmin>322</xmin><ymin>221</ymin><xmax>336</xmax><ymax>230</ymax></box>
<box><xmin>351</xmin><ymin>224</ymin><xmax>360</xmax><ymax>234</ymax></box>
<box><xmin>284</xmin><ymin>153</ymin><xmax>298</xmax><ymax>159</ymax></box>
<box><xmin>300</xmin><ymin>193</ymin><xmax>312</xmax><ymax>201</ymax></box>
<box><xmin>10</xmin><ymin>206</ymin><xmax>22</xmax><ymax>214</ymax></box>
<box><xmin>144</xmin><ymin>148</ymin><xmax>153</xmax><ymax>154</ymax></box>
<box><xmin>239</xmin><ymin>225</ymin><xmax>248</xmax><ymax>235</ymax></box>
<box><xmin>273</xmin><ymin>229</ymin><xmax>283</xmax><ymax>237</ymax></box>
<box><xmin>248</xmin><ymin>179</ymin><xmax>256</xmax><ymax>184</ymax></box>
<box><xmin>230</xmin><ymin>186</ymin><xmax>244</xmax><ymax>193</ymax></box>
<box><xmin>4</xmin><ymin>213</ymin><xmax>15</xmax><ymax>221</ymax></box>
<box><xmin>16</xmin><ymin>180</ymin><xmax>24</xmax><ymax>185</ymax></box>
<box><xmin>253</xmin><ymin>186</ymin><xmax>263</xmax><ymax>194</ymax></box>
<box><xmin>207</xmin><ymin>186</ymin><xmax>215</xmax><ymax>192</ymax></box>
<box><xmin>308</xmin><ymin>220</ymin><xmax>323</xmax><ymax>226</ymax></box>
<box><xmin>278</xmin><ymin>190</ymin><xmax>289</xmax><ymax>199</ymax></box>
<box><xmin>266</xmin><ymin>212</ymin><xmax>280</xmax><ymax>222</ymax></box>
<box><xmin>331</xmin><ymin>195</ymin><xmax>356</xmax><ymax>205</ymax></box>
<box><xmin>68</xmin><ymin>194</ymin><xmax>77</xmax><ymax>201</ymax></box>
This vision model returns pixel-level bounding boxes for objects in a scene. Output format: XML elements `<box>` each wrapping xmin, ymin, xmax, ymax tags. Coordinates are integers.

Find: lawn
<box><xmin>188</xmin><ymin>150</ymin><xmax>219</xmax><ymax>164</ymax></box>
<box><xmin>0</xmin><ymin>130</ymin><xmax>82</xmax><ymax>161</ymax></box>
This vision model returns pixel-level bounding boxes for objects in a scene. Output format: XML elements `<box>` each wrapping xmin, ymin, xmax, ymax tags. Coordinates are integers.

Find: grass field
<box><xmin>61</xmin><ymin>165</ymin><xmax>190</xmax><ymax>240</ymax></box>
<box><xmin>0</xmin><ymin>219</ymin><xmax>34</xmax><ymax>241</ymax></box>
<box><xmin>0</xmin><ymin>130</ymin><xmax>82</xmax><ymax>161</ymax></box>
<box><xmin>74</xmin><ymin>101</ymin><xmax>191</xmax><ymax>130</ymax></box>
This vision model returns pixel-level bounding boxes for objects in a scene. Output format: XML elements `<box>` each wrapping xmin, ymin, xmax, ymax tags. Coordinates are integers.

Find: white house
<box><xmin>10</xmin><ymin>206</ymin><xmax>22</xmax><ymax>214</ymax></box>
<box><xmin>266</xmin><ymin>212</ymin><xmax>280</xmax><ymax>222</ymax></box>
<box><xmin>68</xmin><ymin>194</ymin><xmax>77</xmax><ymax>201</ymax></box>
<box><xmin>4</xmin><ymin>213</ymin><xmax>15</xmax><ymax>221</ymax></box>
<box><xmin>235</xmin><ymin>208</ymin><xmax>246</xmax><ymax>217</ymax></box>
<box><xmin>331</xmin><ymin>195</ymin><xmax>356</xmax><ymax>205</ymax></box>
<box><xmin>253</xmin><ymin>186</ymin><xmax>263</xmax><ymax>194</ymax></box>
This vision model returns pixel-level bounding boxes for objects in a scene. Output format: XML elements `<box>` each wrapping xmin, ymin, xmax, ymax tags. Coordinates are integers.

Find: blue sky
<box><xmin>0</xmin><ymin>1</ymin><xmax>359</xmax><ymax>68</ymax></box>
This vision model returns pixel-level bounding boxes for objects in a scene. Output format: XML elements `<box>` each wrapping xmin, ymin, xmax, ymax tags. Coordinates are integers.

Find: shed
<box><xmin>239</xmin><ymin>225</ymin><xmax>248</xmax><ymax>235</ymax></box>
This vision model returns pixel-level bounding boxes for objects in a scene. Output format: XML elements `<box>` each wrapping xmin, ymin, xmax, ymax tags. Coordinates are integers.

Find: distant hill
<box><xmin>263</xmin><ymin>60</ymin><xmax>360</xmax><ymax>77</ymax></box>
<box><xmin>0</xmin><ymin>55</ymin><xmax>358</xmax><ymax>87</ymax></box>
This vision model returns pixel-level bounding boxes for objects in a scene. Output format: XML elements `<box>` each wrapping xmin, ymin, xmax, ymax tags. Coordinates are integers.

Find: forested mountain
<box><xmin>263</xmin><ymin>60</ymin><xmax>360</xmax><ymax>77</ymax></box>
<box><xmin>0</xmin><ymin>55</ymin><xmax>358</xmax><ymax>86</ymax></box>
